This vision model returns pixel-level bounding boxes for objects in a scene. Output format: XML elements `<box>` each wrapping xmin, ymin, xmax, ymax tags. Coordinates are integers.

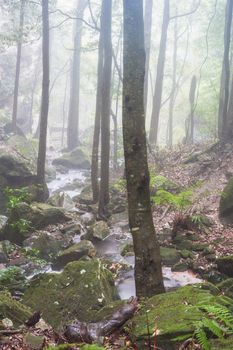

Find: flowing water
<box><xmin>48</xmin><ymin>169</ymin><xmax>202</xmax><ymax>300</ymax></box>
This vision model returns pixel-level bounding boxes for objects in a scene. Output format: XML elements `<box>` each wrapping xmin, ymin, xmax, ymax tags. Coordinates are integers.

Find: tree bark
<box><xmin>12</xmin><ymin>0</ymin><xmax>25</xmax><ymax>132</ymax></box>
<box><xmin>144</xmin><ymin>0</ymin><xmax>153</xmax><ymax>117</ymax></box>
<box><xmin>149</xmin><ymin>0</ymin><xmax>169</xmax><ymax>145</ymax></box>
<box><xmin>98</xmin><ymin>0</ymin><xmax>112</xmax><ymax>217</ymax></box>
<box><xmin>123</xmin><ymin>0</ymin><xmax>165</xmax><ymax>297</ymax></box>
<box><xmin>184</xmin><ymin>75</ymin><xmax>197</xmax><ymax>144</ymax></box>
<box><xmin>220</xmin><ymin>0</ymin><xmax>233</xmax><ymax>142</ymax></box>
<box><xmin>67</xmin><ymin>0</ymin><xmax>87</xmax><ymax>150</ymax></box>
<box><xmin>167</xmin><ymin>13</ymin><xmax>178</xmax><ymax>147</ymax></box>
<box><xmin>91</xmin><ymin>21</ymin><xmax>104</xmax><ymax>204</ymax></box>
<box><xmin>37</xmin><ymin>0</ymin><xmax>50</xmax><ymax>191</ymax></box>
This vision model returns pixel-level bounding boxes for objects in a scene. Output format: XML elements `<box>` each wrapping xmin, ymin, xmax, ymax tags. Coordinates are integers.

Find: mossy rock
<box><xmin>0</xmin><ymin>291</ymin><xmax>31</xmax><ymax>327</ymax></box>
<box><xmin>210</xmin><ymin>336</ymin><xmax>233</xmax><ymax>349</ymax></box>
<box><xmin>47</xmin><ymin>345</ymin><xmax>105</xmax><ymax>350</ymax></box>
<box><xmin>216</xmin><ymin>255</ymin><xmax>233</xmax><ymax>277</ymax></box>
<box><xmin>150</xmin><ymin>175</ymin><xmax>180</xmax><ymax>194</ymax></box>
<box><xmin>0</xmin><ymin>266</ymin><xmax>27</xmax><ymax>294</ymax></box>
<box><xmin>75</xmin><ymin>185</ymin><xmax>93</xmax><ymax>205</ymax></box>
<box><xmin>220</xmin><ymin>177</ymin><xmax>233</xmax><ymax>224</ymax></box>
<box><xmin>120</xmin><ymin>243</ymin><xmax>134</xmax><ymax>257</ymax></box>
<box><xmin>171</xmin><ymin>261</ymin><xmax>189</xmax><ymax>272</ymax></box>
<box><xmin>180</xmin><ymin>249</ymin><xmax>195</xmax><ymax>259</ymax></box>
<box><xmin>2</xmin><ymin>202</ymin><xmax>71</xmax><ymax>244</ymax></box>
<box><xmin>86</xmin><ymin>221</ymin><xmax>110</xmax><ymax>241</ymax></box>
<box><xmin>52</xmin><ymin>240</ymin><xmax>97</xmax><ymax>270</ymax></box>
<box><xmin>217</xmin><ymin>278</ymin><xmax>233</xmax><ymax>298</ymax></box>
<box><xmin>52</xmin><ymin>148</ymin><xmax>90</xmax><ymax>170</ymax></box>
<box><xmin>23</xmin><ymin>230</ymin><xmax>71</xmax><ymax>261</ymax></box>
<box><xmin>160</xmin><ymin>247</ymin><xmax>180</xmax><ymax>266</ymax></box>
<box><xmin>23</xmin><ymin>259</ymin><xmax>118</xmax><ymax>330</ymax></box>
<box><xmin>130</xmin><ymin>284</ymin><xmax>225</xmax><ymax>349</ymax></box>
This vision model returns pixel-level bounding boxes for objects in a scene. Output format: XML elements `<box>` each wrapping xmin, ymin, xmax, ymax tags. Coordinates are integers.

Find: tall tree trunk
<box><xmin>12</xmin><ymin>0</ymin><xmax>25</xmax><ymax>132</ymax></box>
<box><xmin>91</xmin><ymin>23</ymin><xmax>104</xmax><ymax>204</ymax></box>
<box><xmin>123</xmin><ymin>0</ymin><xmax>165</xmax><ymax>297</ymax></box>
<box><xmin>62</xmin><ymin>71</ymin><xmax>69</xmax><ymax>148</ymax></box>
<box><xmin>149</xmin><ymin>0</ymin><xmax>169</xmax><ymax>145</ymax></box>
<box><xmin>67</xmin><ymin>0</ymin><xmax>87</xmax><ymax>150</ymax></box>
<box><xmin>98</xmin><ymin>0</ymin><xmax>112</xmax><ymax>217</ymax></box>
<box><xmin>144</xmin><ymin>0</ymin><xmax>153</xmax><ymax>117</ymax></box>
<box><xmin>226</xmin><ymin>73</ymin><xmax>233</xmax><ymax>139</ymax></box>
<box><xmin>37</xmin><ymin>0</ymin><xmax>50</xmax><ymax>191</ymax></box>
<box><xmin>167</xmin><ymin>13</ymin><xmax>178</xmax><ymax>147</ymax></box>
<box><xmin>184</xmin><ymin>75</ymin><xmax>197</xmax><ymax>144</ymax></box>
<box><xmin>220</xmin><ymin>0</ymin><xmax>233</xmax><ymax>142</ymax></box>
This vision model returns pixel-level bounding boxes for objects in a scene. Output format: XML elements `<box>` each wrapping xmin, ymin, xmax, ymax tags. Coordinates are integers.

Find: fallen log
<box><xmin>64</xmin><ymin>297</ymin><xmax>138</xmax><ymax>343</ymax></box>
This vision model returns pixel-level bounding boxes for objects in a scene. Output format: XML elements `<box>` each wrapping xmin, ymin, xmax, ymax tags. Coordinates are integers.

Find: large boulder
<box><xmin>52</xmin><ymin>240</ymin><xmax>96</xmax><ymax>270</ymax></box>
<box><xmin>0</xmin><ymin>136</ymin><xmax>49</xmax><ymax>213</ymax></box>
<box><xmin>220</xmin><ymin>177</ymin><xmax>233</xmax><ymax>223</ymax></box>
<box><xmin>1</xmin><ymin>202</ymin><xmax>71</xmax><ymax>244</ymax></box>
<box><xmin>0</xmin><ymin>291</ymin><xmax>31</xmax><ymax>327</ymax></box>
<box><xmin>23</xmin><ymin>259</ymin><xmax>118</xmax><ymax>330</ymax></box>
<box><xmin>52</xmin><ymin>148</ymin><xmax>90</xmax><ymax>170</ymax></box>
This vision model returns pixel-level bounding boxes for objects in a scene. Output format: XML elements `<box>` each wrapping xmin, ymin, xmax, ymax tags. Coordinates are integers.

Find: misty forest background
<box><xmin>0</xmin><ymin>1</ymin><xmax>233</xmax><ymax>350</ymax></box>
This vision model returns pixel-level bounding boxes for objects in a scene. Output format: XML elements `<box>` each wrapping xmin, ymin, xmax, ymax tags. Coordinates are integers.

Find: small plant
<box><xmin>4</xmin><ymin>187</ymin><xmax>30</xmax><ymax>210</ymax></box>
<box><xmin>112</xmin><ymin>178</ymin><xmax>126</xmax><ymax>192</ymax></box>
<box><xmin>10</xmin><ymin>218</ymin><xmax>31</xmax><ymax>234</ymax></box>
<box><xmin>151</xmin><ymin>189</ymin><xmax>193</xmax><ymax>211</ymax></box>
<box><xmin>176</xmin><ymin>299</ymin><xmax>233</xmax><ymax>350</ymax></box>
<box><xmin>22</xmin><ymin>247</ymin><xmax>47</xmax><ymax>266</ymax></box>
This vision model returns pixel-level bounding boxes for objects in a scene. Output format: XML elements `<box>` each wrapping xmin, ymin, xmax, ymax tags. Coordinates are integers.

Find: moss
<box><xmin>220</xmin><ymin>177</ymin><xmax>233</xmax><ymax>222</ymax></box>
<box><xmin>0</xmin><ymin>266</ymin><xmax>27</xmax><ymax>293</ymax></box>
<box><xmin>210</xmin><ymin>336</ymin><xmax>233</xmax><ymax>349</ymax></box>
<box><xmin>130</xmin><ymin>285</ymin><xmax>227</xmax><ymax>348</ymax></box>
<box><xmin>160</xmin><ymin>247</ymin><xmax>180</xmax><ymax>266</ymax></box>
<box><xmin>150</xmin><ymin>175</ymin><xmax>179</xmax><ymax>193</ymax></box>
<box><xmin>217</xmin><ymin>278</ymin><xmax>233</xmax><ymax>298</ymax></box>
<box><xmin>52</xmin><ymin>241</ymin><xmax>96</xmax><ymax>270</ymax></box>
<box><xmin>0</xmin><ymin>291</ymin><xmax>31</xmax><ymax>327</ymax></box>
<box><xmin>216</xmin><ymin>255</ymin><xmax>233</xmax><ymax>277</ymax></box>
<box><xmin>23</xmin><ymin>260</ymin><xmax>118</xmax><ymax>330</ymax></box>
<box><xmin>46</xmin><ymin>345</ymin><xmax>105</xmax><ymax>350</ymax></box>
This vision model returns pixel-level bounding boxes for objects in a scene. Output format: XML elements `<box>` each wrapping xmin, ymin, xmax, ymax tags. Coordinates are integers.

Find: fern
<box><xmin>178</xmin><ymin>300</ymin><xmax>233</xmax><ymax>349</ymax></box>
<box><xmin>194</xmin><ymin>325</ymin><xmax>210</xmax><ymax>350</ymax></box>
<box><xmin>151</xmin><ymin>189</ymin><xmax>193</xmax><ymax>211</ymax></box>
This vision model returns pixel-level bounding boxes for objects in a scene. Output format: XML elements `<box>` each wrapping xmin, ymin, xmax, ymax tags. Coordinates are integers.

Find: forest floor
<box><xmin>150</xmin><ymin>141</ymin><xmax>233</xmax><ymax>272</ymax></box>
<box><xmin>2</xmin><ymin>141</ymin><xmax>233</xmax><ymax>350</ymax></box>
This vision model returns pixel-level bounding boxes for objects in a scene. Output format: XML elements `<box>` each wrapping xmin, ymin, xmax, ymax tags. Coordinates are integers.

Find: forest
<box><xmin>0</xmin><ymin>0</ymin><xmax>233</xmax><ymax>349</ymax></box>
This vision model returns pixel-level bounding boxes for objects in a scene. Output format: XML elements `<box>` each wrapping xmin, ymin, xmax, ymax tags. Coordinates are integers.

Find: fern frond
<box><xmin>194</xmin><ymin>326</ymin><xmax>210</xmax><ymax>350</ymax></box>
<box><xmin>202</xmin><ymin>318</ymin><xmax>224</xmax><ymax>339</ymax></box>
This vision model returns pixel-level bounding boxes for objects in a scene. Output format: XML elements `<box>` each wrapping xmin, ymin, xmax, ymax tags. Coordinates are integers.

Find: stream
<box><xmin>47</xmin><ymin>169</ymin><xmax>202</xmax><ymax>300</ymax></box>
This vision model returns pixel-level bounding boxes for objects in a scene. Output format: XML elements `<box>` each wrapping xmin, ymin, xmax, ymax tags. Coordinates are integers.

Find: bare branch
<box><xmin>170</xmin><ymin>0</ymin><xmax>201</xmax><ymax>21</ymax></box>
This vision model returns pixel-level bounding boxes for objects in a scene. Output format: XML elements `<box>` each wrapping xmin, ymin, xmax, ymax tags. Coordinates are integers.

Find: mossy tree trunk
<box><xmin>67</xmin><ymin>0</ymin><xmax>87</xmax><ymax>150</ymax></box>
<box><xmin>98</xmin><ymin>0</ymin><xmax>112</xmax><ymax>217</ymax></box>
<box><xmin>123</xmin><ymin>0</ymin><xmax>165</xmax><ymax>297</ymax></box>
<box><xmin>37</xmin><ymin>0</ymin><xmax>50</xmax><ymax>191</ymax></box>
<box><xmin>149</xmin><ymin>0</ymin><xmax>169</xmax><ymax>145</ymax></box>
<box><xmin>12</xmin><ymin>0</ymin><xmax>25</xmax><ymax>133</ymax></box>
